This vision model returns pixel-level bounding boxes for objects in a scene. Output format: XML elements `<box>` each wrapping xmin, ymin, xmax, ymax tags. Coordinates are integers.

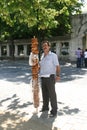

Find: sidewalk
<box><xmin>0</xmin><ymin>60</ymin><xmax>87</xmax><ymax>130</ymax></box>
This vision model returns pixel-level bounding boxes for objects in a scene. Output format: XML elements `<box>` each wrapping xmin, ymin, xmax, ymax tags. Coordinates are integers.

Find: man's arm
<box><xmin>56</xmin><ymin>65</ymin><xmax>60</xmax><ymax>76</ymax></box>
<box><xmin>56</xmin><ymin>65</ymin><xmax>61</xmax><ymax>81</ymax></box>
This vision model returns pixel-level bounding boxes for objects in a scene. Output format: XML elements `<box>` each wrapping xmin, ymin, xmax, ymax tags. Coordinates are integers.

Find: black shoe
<box><xmin>40</xmin><ymin>108</ymin><xmax>49</xmax><ymax>112</ymax></box>
<box><xmin>49</xmin><ymin>113</ymin><xmax>57</xmax><ymax>118</ymax></box>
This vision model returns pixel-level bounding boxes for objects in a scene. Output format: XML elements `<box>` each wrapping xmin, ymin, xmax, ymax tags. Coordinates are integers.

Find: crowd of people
<box><xmin>75</xmin><ymin>48</ymin><xmax>87</xmax><ymax>68</ymax></box>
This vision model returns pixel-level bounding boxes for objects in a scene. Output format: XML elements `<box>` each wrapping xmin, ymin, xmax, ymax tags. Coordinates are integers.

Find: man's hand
<box><xmin>55</xmin><ymin>76</ymin><xmax>60</xmax><ymax>82</ymax></box>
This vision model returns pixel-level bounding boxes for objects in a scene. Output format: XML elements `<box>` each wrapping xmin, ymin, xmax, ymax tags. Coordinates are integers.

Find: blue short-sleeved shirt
<box><xmin>40</xmin><ymin>51</ymin><xmax>59</xmax><ymax>77</ymax></box>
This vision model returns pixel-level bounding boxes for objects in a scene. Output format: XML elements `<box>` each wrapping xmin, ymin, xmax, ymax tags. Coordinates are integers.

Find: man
<box><xmin>84</xmin><ymin>49</ymin><xmax>87</xmax><ymax>67</ymax></box>
<box><xmin>39</xmin><ymin>41</ymin><xmax>60</xmax><ymax>117</ymax></box>
<box><xmin>75</xmin><ymin>48</ymin><xmax>82</xmax><ymax>68</ymax></box>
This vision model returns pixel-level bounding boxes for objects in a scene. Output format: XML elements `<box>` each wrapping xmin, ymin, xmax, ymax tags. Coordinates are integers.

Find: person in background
<box><xmin>84</xmin><ymin>49</ymin><xmax>87</xmax><ymax>68</ymax></box>
<box><xmin>39</xmin><ymin>41</ymin><xmax>60</xmax><ymax>117</ymax></box>
<box><xmin>75</xmin><ymin>48</ymin><xmax>82</xmax><ymax>68</ymax></box>
<box><xmin>80</xmin><ymin>49</ymin><xmax>84</xmax><ymax>67</ymax></box>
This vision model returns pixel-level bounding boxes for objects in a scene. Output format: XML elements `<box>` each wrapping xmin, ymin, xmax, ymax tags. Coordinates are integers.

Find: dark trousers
<box><xmin>41</xmin><ymin>75</ymin><xmax>57</xmax><ymax>114</ymax></box>
<box><xmin>77</xmin><ymin>58</ymin><xmax>81</xmax><ymax>68</ymax></box>
<box><xmin>84</xmin><ymin>58</ymin><xmax>87</xmax><ymax>67</ymax></box>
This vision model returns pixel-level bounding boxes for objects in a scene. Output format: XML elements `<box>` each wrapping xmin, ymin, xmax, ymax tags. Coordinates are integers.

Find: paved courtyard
<box><xmin>0</xmin><ymin>60</ymin><xmax>87</xmax><ymax>130</ymax></box>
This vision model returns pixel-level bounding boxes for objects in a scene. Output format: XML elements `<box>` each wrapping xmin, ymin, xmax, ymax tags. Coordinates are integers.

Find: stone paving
<box><xmin>0</xmin><ymin>60</ymin><xmax>87</xmax><ymax>130</ymax></box>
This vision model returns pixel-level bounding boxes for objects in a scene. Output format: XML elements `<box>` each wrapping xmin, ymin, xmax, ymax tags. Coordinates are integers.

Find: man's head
<box><xmin>42</xmin><ymin>41</ymin><xmax>51</xmax><ymax>54</ymax></box>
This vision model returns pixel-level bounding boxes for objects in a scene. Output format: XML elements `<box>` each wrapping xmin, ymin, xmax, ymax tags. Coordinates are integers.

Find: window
<box><xmin>27</xmin><ymin>44</ymin><xmax>31</xmax><ymax>55</ymax></box>
<box><xmin>60</xmin><ymin>42</ymin><xmax>69</xmax><ymax>55</ymax></box>
<box><xmin>18</xmin><ymin>45</ymin><xmax>24</xmax><ymax>56</ymax></box>
<box><xmin>51</xmin><ymin>43</ymin><xmax>56</xmax><ymax>53</ymax></box>
<box><xmin>1</xmin><ymin>45</ymin><xmax>7</xmax><ymax>56</ymax></box>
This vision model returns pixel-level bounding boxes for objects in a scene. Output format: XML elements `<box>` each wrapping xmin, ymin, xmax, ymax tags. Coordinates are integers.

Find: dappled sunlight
<box><xmin>0</xmin><ymin>60</ymin><xmax>87</xmax><ymax>129</ymax></box>
<box><xmin>60</xmin><ymin>63</ymin><xmax>87</xmax><ymax>82</ymax></box>
<box><xmin>0</xmin><ymin>111</ymin><xmax>51</xmax><ymax>130</ymax></box>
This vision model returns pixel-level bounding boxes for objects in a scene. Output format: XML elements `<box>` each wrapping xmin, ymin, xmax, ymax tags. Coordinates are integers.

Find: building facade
<box><xmin>0</xmin><ymin>39</ymin><xmax>31</xmax><ymax>60</ymax></box>
<box><xmin>70</xmin><ymin>13</ymin><xmax>87</xmax><ymax>61</ymax></box>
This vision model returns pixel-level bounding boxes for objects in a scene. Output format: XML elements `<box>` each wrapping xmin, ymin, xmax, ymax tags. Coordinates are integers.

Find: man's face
<box><xmin>42</xmin><ymin>43</ymin><xmax>50</xmax><ymax>53</ymax></box>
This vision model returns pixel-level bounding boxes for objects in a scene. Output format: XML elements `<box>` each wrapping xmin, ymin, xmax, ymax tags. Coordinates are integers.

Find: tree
<box><xmin>0</xmin><ymin>0</ymin><xmax>59</xmax><ymax>58</ymax></box>
<box><xmin>49</xmin><ymin>0</ymin><xmax>83</xmax><ymax>36</ymax></box>
<box><xmin>0</xmin><ymin>0</ymin><xmax>83</xmax><ymax>40</ymax></box>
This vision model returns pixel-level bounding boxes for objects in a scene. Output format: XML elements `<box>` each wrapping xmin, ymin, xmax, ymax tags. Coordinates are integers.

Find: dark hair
<box><xmin>42</xmin><ymin>40</ymin><xmax>51</xmax><ymax>47</ymax></box>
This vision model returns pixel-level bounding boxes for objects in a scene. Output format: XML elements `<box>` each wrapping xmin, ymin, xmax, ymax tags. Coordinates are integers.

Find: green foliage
<box><xmin>0</xmin><ymin>0</ymin><xmax>83</xmax><ymax>40</ymax></box>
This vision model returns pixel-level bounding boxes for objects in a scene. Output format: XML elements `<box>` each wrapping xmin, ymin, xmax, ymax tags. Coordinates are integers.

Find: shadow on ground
<box><xmin>60</xmin><ymin>63</ymin><xmax>87</xmax><ymax>82</ymax></box>
<box><xmin>0</xmin><ymin>60</ymin><xmax>87</xmax><ymax>83</ymax></box>
<box><xmin>0</xmin><ymin>93</ymin><xmax>80</xmax><ymax>130</ymax></box>
<box><xmin>0</xmin><ymin>111</ymin><xmax>52</xmax><ymax>130</ymax></box>
<box><xmin>0</xmin><ymin>60</ymin><xmax>31</xmax><ymax>84</ymax></box>
<box><xmin>57</xmin><ymin>101</ymin><xmax>80</xmax><ymax>116</ymax></box>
